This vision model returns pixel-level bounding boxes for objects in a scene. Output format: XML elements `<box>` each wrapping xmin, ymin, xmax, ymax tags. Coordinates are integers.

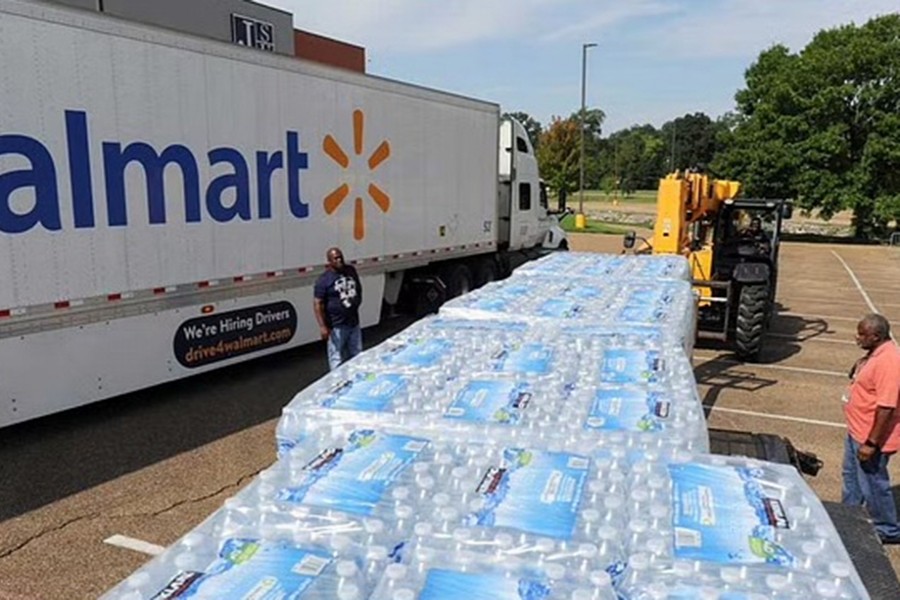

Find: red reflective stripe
<box><xmin>198</xmin><ymin>281</ymin><xmax>211</xmax><ymax>288</ymax></box>
<box><xmin>234</xmin><ymin>276</ymin><xmax>245</xmax><ymax>282</ymax></box>
<box><xmin>108</xmin><ymin>293</ymin><xmax>122</xmax><ymax>301</ymax></box>
<box><xmin>266</xmin><ymin>272</ymin><xmax>277</xmax><ymax>278</ymax></box>
<box><xmin>54</xmin><ymin>301</ymin><xmax>70</xmax><ymax>309</ymax></box>
<box><xmin>153</xmin><ymin>287</ymin><xmax>166</xmax><ymax>295</ymax></box>
<box><xmin>0</xmin><ymin>309</ymin><xmax>10</xmax><ymax>319</ymax></box>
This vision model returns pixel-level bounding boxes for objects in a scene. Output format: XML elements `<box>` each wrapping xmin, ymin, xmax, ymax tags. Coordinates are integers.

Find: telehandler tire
<box><xmin>735</xmin><ymin>283</ymin><xmax>768</xmax><ymax>362</ymax></box>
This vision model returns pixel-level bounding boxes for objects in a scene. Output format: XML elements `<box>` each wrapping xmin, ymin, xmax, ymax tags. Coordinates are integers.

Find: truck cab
<box><xmin>498</xmin><ymin>118</ymin><xmax>566</xmax><ymax>252</ymax></box>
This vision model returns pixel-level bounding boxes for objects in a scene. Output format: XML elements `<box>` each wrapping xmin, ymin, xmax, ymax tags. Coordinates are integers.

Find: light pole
<box><xmin>577</xmin><ymin>42</ymin><xmax>597</xmax><ymax>229</ymax></box>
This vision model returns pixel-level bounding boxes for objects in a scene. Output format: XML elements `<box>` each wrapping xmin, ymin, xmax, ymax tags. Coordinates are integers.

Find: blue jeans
<box><xmin>842</xmin><ymin>433</ymin><xmax>900</xmax><ymax>540</ymax></box>
<box><xmin>327</xmin><ymin>325</ymin><xmax>362</xmax><ymax>371</ymax></box>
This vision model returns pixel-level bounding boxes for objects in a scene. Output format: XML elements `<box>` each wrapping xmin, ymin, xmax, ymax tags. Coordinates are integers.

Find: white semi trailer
<box><xmin>0</xmin><ymin>0</ymin><xmax>566</xmax><ymax>427</ymax></box>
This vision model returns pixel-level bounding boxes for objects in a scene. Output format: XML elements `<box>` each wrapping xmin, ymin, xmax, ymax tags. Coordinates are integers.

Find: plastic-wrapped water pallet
<box><xmin>276</xmin><ymin>316</ymin><xmax>708</xmax><ymax>457</ymax></box>
<box><xmin>616</xmin><ymin>454</ymin><xmax>870</xmax><ymax>599</ymax></box>
<box><xmin>439</xmin><ymin>275</ymin><xmax>696</xmax><ymax>353</ymax></box>
<box><xmin>438</xmin><ymin>276</ymin><xmax>616</xmax><ymax>322</ymax></box>
<box><xmin>516</xmin><ymin>252</ymin><xmax>691</xmax><ymax>283</ymax></box>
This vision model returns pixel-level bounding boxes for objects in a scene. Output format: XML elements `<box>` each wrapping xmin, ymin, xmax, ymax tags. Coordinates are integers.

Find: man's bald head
<box><xmin>857</xmin><ymin>313</ymin><xmax>891</xmax><ymax>351</ymax></box>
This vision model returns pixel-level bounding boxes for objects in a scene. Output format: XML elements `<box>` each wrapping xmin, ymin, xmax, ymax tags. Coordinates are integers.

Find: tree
<box><xmin>714</xmin><ymin>15</ymin><xmax>900</xmax><ymax>236</ymax></box>
<box><xmin>503</xmin><ymin>111</ymin><xmax>543</xmax><ymax>150</ymax></box>
<box><xmin>660</xmin><ymin>113</ymin><xmax>725</xmax><ymax>172</ymax></box>
<box><xmin>567</xmin><ymin>108</ymin><xmax>606</xmax><ymax>189</ymax></box>
<box><xmin>606</xmin><ymin>125</ymin><xmax>666</xmax><ymax>193</ymax></box>
<box><xmin>537</xmin><ymin>117</ymin><xmax>580</xmax><ymax>200</ymax></box>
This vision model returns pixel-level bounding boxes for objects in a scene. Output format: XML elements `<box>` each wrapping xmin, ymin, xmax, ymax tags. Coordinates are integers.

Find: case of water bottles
<box><xmin>368</xmin><ymin>548</ymin><xmax>618</xmax><ymax>600</ymax></box>
<box><xmin>276</xmin><ymin>315</ymin><xmax>709</xmax><ymax>458</ymax></box>
<box><xmin>101</xmin><ymin>512</ymin><xmax>371</xmax><ymax>599</ymax></box>
<box><xmin>616</xmin><ymin>453</ymin><xmax>869</xmax><ymax>599</ymax></box>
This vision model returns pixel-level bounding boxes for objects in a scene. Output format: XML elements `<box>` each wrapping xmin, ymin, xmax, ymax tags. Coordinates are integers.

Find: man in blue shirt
<box><xmin>313</xmin><ymin>247</ymin><xmax>363</xmax><ymax>370</ymax></box>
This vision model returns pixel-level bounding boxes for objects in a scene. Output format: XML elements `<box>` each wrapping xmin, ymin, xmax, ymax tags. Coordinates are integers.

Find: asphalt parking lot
<box><xmin>0</xmin><ymin>238</ymin><xmax>898</xmax><ymax>599</ymax></box>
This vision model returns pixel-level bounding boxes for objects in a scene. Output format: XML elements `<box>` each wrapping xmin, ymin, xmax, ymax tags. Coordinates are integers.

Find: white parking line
<box><xmin>104</xmin><ymin>534</ymin><xmax>165</xmax><ymax>556</ymax></box>
<box><xmin>692</xmin><ymin>355</ymin><xmax>846</xmax><ymax>378</ymax></box>
<box><xmin>832</xmin><ymin>250</ymin><xmax>896</xmax><ymax>341</ymax></box>
<box><xmin>707</xmin><ymin>405</ymin><xmax>846</xmax><ymax>429</ymax></box>
<box><xmin>766</xmin><ymin>332</ymin><xmax>855</xmax><ymax>345</ymax></box>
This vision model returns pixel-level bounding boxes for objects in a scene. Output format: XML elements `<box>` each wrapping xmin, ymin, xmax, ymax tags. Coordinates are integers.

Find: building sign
<box><xmin>231</xmin><ymin>14</ymin><xmax>275</xmax><ymax>51</ymax></box>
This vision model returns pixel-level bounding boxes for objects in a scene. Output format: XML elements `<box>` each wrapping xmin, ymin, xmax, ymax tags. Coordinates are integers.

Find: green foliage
<box><xmin>559</xmin><ymin>214</ymin><xmax>632</xmax><ymax>234</ymax></box>
<box><xmin>659</xmin><ymin>113</ymin><xmax>727</xmax><ymax>172</ymax></box>
<box><xmin>536</xmin><ymin>117</ymin><xmax>580</xmax><ymax>198</ymax></box>
<box><xmin>714</xmin><ymin>15</ymin><xmax>900</xmax><ymax>236</ymax></box>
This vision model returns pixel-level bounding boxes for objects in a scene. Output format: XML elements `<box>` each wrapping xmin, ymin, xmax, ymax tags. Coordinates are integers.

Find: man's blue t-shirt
<box><xmin>314</xmin><ymin>266</ymin><xmax>362</xmax><ymax>328</ymax></box>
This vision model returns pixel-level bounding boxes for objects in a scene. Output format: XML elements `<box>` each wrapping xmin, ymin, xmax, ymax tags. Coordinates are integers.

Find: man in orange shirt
<box><xmin>842</xmin><ymin>314</ymin><xmax>900</xmax><ymax>544</ymax></box>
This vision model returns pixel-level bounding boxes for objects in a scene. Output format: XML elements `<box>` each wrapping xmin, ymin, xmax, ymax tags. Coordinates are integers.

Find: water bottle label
<box><xmin>465</xmin><ymin>448</ymin><xmax>589</xmax><ymax>539</ymax></box>
<box><xmin>419</xmin><ymin>569</ymin><xmax>551</xmax><ymax>600</ymax></box>
<box><xmin>319</xmin><ymin>373</ymin><xmax>407</xmax><ymax>412</ymax></box>
<box><xmin>150</xmin><ymin>539</ymin><xmax>332</xmax><ymax>599</ymax></box>
<box><xmin>469</xmin><ymin>297</ymin><xmax>513</xmax><ymax>312</ymax></box>
<box><xmin>585</xmin><ymin>389</ymin><xmax>669</xmax><ymax>432</ymax></box>
<box><xmin>536</xmin><ymin>298</ymin><xmax>582</xmax><ymax>318</ymax></box>
<box><xmin>561</xmin><ymin>283</ymin><xmax>604</xmax><ymax>300</ymax></box>
<box><xmin>491</xmin><ymin>343</ymin><xmax>553</xmax><ymax>374</ymax></box>
<box><xmin>276</xmin><ymin>431</ymin><xmax>429</xmax><ymax>515</ymax></box>
<box><xmin>669</xmin><ymin>464</ymin><xmax>795</xmax><ymax>566</ymax></box>
<box><xmin>445</xmin><ymin>381</ymin><xmax>533</xmax><ymax>424</ymax></box>
<box><xmin>382</xmin><ymin>338</ymin><xmax>452</xmax><ymax>368</ymax></box>
<box><xmin>600</xmin><ymin>349</ymin><xmax>663</xmax><ymax>384</ymax></box>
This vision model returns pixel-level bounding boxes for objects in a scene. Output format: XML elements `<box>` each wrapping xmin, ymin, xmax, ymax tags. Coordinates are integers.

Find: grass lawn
<box><xmin>560</xmin><ymin>214</ymin><xmax>633</xmax><ymax>234</ymax></box>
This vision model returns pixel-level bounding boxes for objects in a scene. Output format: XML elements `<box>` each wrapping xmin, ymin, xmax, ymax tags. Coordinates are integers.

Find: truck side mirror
<box><xmin>557</xmin><ymin>188</ymin><xmax>567</xmax><ymax>212</ymax></box>
<box><xmin>623</xmin><ymin>231</ymin><xmax>636</xmax><ymax>249</ymax></box>
<box><xmin>781</xmin><ymin>203</ymin><xmax>793</xmax><ymax>219</ymax></box>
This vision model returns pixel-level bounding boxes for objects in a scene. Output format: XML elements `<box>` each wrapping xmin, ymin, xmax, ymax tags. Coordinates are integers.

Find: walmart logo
<box><xmin>322</xmin><ymin>109</ymin><xmax>391</xmax><ymax>240</ymax></box>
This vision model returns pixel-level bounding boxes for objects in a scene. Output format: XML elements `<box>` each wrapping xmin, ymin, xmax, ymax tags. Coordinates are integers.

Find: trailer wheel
<box><xmin>472</xmin><ymin>257</ymin><xmax>500</xmax><ymax>288</ymax></box>
<box><xmin>442</xmin><ymin>263</ymin><xmax>473</xmax><ymax>299</ymax></box>
<box><xmin>735</xmin><ymin>283</ymin><xmax>768</xmax><ymax>362</ymax></box>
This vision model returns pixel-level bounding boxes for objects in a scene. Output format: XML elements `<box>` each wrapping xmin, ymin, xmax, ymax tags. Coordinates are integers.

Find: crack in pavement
<box><xmin>0</xmin><ymin>468</ymin><xmax>262</xmax><ymax>561</ymax></box>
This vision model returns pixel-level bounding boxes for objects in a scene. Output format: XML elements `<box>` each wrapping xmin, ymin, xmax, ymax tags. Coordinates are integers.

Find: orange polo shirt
<box><xmin>845</xmin><ymin>341</ymin><xmax>900</xmax><ymax>452</ymax></box>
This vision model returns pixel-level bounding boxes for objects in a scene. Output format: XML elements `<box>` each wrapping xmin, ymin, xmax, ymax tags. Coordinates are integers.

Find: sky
<box><xmin>266</xmin><ymin>1</ymin><xmax>898</xmax><ymax>133</ymax></box>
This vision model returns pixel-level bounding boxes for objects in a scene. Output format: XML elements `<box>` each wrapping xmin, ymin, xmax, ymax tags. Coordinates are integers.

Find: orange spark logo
<box><xmin>322</xmin><ymin>110</ymin><xmax>391</xmax><ymax>240</ymax></box>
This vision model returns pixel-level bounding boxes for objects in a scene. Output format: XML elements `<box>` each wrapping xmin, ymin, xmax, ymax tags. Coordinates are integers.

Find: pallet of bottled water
<box><xmin>516</xmin><ymin>252</ymin><xmax>691</xmax><ymax>283</ymax></box>
<box><xmin>438</xmin><ymin>275</ymin><xmax>616</xmax><ymax>322</ymax></box>
<box><xmin>439</xmin><ymin>275</ymin><xmax>696</xmax><ymax>351</ymax></box>
<box><xmin>276</xmin><ymin>315</ymin><xmax>708</xmax><ymax>458</ymax></box>
<box><xmin>616</xmin><ymin>453</ymin><xmax>870</xmax><ymax>599</ymax></box>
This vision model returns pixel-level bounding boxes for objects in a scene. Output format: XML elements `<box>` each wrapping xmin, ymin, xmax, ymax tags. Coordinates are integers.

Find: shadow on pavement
<box><xmin>694</xmin><ymin>356</ymin><xmax>779</xmax><ymax>411</ymax></box>
<box><xmin>0</xmin><ymin>316</ymin><xmax>416</xmax><ymax>522</ymax></box>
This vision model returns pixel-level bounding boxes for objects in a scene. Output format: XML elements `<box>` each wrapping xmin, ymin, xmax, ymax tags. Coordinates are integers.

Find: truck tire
<box><xmin>735</xmin><ymin>284</ymin><xmax>768</xmax><ymax>362</ymax></box>
<box><xmin>442</xmin><ymin>263</ymin><xmax>473</xmax><ymax>299</ymax></box>
<box><xmin>472</xmin><ymin>257</ymin><xmax>500</xmax><ymax>288</ymax></box>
